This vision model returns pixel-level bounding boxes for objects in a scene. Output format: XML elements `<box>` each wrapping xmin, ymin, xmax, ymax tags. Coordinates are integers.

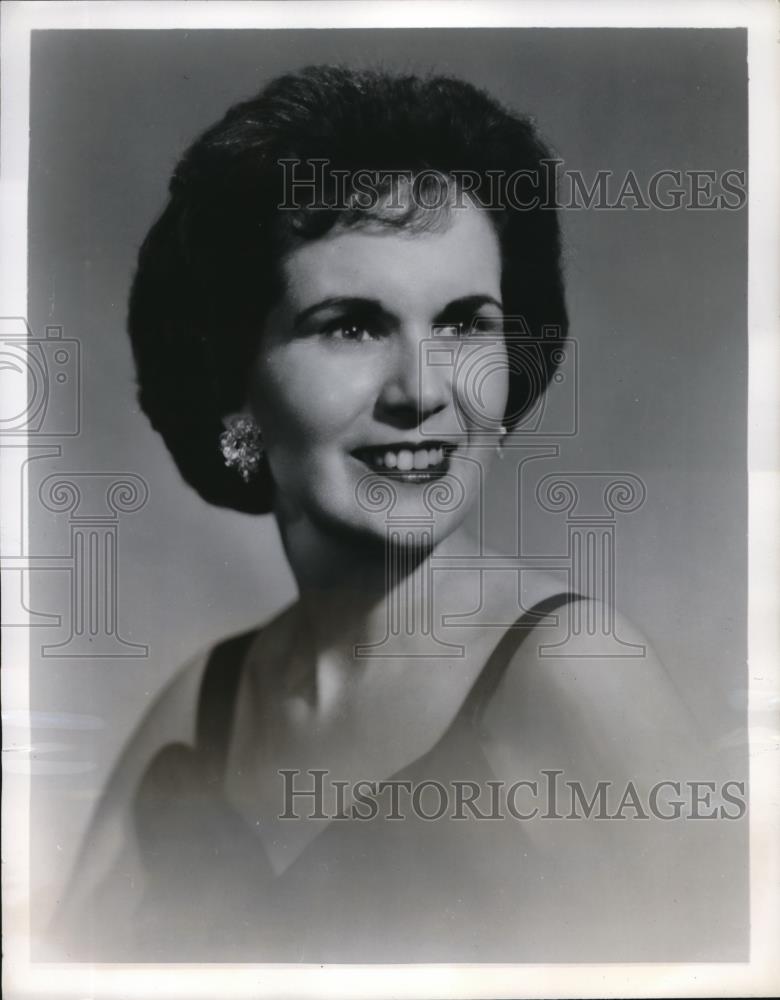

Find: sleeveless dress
<box><xmin>96</xmin><ymin>592</ymin><xmax>746</xmax><ymax>962</ymax></box>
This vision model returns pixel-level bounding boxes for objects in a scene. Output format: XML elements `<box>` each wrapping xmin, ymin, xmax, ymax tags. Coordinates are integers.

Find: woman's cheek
<box><xmin>302</xmin><ymin>354</ymin><xmax>383</xmax><ymax>432</ymax></box>
<box><xmin>265</xmin><ymin>345</ymin><xmax>377</xmax><ymax>421</ymax></box>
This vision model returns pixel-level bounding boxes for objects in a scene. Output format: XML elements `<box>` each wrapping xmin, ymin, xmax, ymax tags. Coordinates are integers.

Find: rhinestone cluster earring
<box><xmin>219</xmin><ymin>414</ymin><xmax>264</xmax><ymax>483</ymax></box>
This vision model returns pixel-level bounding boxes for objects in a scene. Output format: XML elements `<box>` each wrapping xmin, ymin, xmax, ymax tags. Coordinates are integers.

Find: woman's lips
<box><xmin>352</xmin><ymin>442</ymin><xmax>454</xmax><ymax>481</ymax></box>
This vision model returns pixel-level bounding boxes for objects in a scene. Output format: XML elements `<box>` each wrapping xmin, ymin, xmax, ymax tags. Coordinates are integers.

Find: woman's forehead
<box><xmin>278</xmin><ymin>202</ymin><xmax>502</xmax><ymax>313</ymax></box>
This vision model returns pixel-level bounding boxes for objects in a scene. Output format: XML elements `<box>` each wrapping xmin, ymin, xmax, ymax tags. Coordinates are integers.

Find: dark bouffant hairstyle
<box><xmin>128</xmin><ymin>65</ymin><xmax>568</xmax><ymax>513</ymax></box>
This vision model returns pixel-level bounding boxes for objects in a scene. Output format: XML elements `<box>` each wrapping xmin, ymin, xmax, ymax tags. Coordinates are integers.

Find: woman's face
<box><xmin>246</xmin><ymin>200</ymin><xmax>509</xmax><ymax>547</ymax></box>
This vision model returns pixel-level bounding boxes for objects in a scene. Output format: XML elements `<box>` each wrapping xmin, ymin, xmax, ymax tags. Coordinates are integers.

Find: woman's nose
<box><xmin>376</xmin><ymin>327</ymin><xmax>452</xmax><ymax>427</ymax></box>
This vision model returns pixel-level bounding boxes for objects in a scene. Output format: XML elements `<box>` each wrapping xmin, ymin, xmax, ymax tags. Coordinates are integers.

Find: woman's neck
<box><xmin>277</xmin><ymin>515</ymin><xmax>478</xmax><ymax>657</ymax></box>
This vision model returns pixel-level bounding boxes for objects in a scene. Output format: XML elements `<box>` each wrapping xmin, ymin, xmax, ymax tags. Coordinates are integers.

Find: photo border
<box><xmin>1</xmin><ymin>2</ymin><xmax>777</xmax><ymax>997</ymax></box>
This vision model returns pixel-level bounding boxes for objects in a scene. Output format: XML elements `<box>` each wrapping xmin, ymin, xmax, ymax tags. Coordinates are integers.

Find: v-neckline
<box><xmin>198</xmin><ymin>591</ymin><xmax>580</xmax><ymax>877</ymax></box>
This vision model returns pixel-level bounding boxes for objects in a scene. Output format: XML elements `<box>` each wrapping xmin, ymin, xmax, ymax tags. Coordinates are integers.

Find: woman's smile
<box><xmin>351</xmin><ymin>440</ymin><xmax>456</xmax><ymax>481</ymax></box>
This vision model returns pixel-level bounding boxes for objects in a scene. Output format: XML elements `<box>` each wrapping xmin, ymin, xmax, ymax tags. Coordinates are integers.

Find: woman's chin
<box><xmin>308</xmin><ymin>498</ymin><xmax>467</xmax><ymax>555</ymax></box>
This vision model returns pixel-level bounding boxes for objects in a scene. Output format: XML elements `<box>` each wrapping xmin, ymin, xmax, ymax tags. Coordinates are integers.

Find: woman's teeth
<box><xmin>371</xmin><ymin>447</ymin><xmax>445</xmax><ymax>471</ymax></box>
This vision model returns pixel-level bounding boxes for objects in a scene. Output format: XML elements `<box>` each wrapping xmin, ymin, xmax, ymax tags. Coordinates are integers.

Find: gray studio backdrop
<box><xmin>25</xmin><ymin>28</ymin><xmax>747</xmax><ymax>942</ymax></box>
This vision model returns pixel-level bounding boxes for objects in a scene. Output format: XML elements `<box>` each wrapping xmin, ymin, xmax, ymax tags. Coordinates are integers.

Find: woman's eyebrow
<box><xmin>434</xmin><ymin>295</ymin><xmax>504</xmax><ymax>321</ymax></box>
<box><xmin>293</xmin><ymin>296</ymin><xmax>395</xmax><ymax>330</ymax></box>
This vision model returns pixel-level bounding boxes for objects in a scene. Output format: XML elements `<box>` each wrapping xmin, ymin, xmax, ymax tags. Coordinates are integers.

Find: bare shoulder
<box><xmin>480</xmin><ymin>597</ymin><xmax>706</xmax><ymax>783</ymax></box>
<box><xmin>478</xmin><ymin>598</ymin><xmax>747</xmax><ymax>956</ymax></box>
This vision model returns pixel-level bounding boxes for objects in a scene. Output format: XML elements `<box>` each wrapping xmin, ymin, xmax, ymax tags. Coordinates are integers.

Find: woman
<box><xmin>51</xmin><ymin>65</ymin><xmax>740</xmax><ymax>963</ymax></box>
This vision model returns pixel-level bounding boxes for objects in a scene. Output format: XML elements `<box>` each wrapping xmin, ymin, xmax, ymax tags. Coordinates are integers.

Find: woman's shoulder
<box><xmin>48</xmin><ymin>610</ymin><xmax>293</xmax><ymax>956</ymax></box>
<box><xmin>479</xmin><ymin>596</ymin><xmax>707</xmax><ymax>781</ymax></box>
<box><xmin>47</xmin><ymin>645</ymin><xmax>207</xmax><ymax>944</ymax></box>
<box><xmin>476</xmin><ymin>595</ymin><xmax>746</xmax><ymax>956</ymax></box>
<box><xmin>94</xmin><ymin>606</ymin><xmax>296</xmax><ymax>815</ymax></box>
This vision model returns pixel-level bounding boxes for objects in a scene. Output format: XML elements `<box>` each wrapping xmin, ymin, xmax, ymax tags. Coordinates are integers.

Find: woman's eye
<box><xmin>438</xmin><ymin>322</ymin><xmax>465</xmax><ymax>337</ymax></box>
<box><xmin>438</xmin><ymin>320</ymin><xmax>480</xmax><ymax>338</ymax></box>
<box><xmin>322</xmin><ymin>322</ymin><xmax>379</xmax><ymax>342</ymax></box>
<box><xmin>453</xmin><ymin>315</ymin><xmax>505</xmax><ymax>337</ymax></box>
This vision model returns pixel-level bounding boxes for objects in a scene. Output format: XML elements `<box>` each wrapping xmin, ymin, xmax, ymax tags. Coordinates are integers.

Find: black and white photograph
<box><xmin>1</xmin><ymin>2</ymin><xmax>778</xmax><ymax>998</ymax></box>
